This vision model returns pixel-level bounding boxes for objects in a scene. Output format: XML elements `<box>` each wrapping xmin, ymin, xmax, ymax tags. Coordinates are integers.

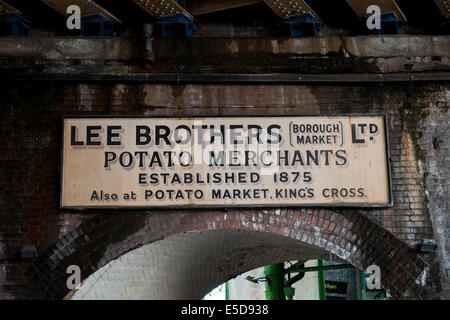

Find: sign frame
<box><xmin>59</xmin><ymin>114</ymin><xmax>393</xmax><ymax>211</ymax></box>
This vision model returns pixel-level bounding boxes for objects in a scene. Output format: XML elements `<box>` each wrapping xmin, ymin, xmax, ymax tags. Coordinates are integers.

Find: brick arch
<box><xmin>27</xmin><ymin>208</ymin><xmax>428</xmax><ymax>300</ymax></box>
<box><xmin>69</xmin><ymin>229</ymin><xmax>336</xmax><ymax>300</ymax></box>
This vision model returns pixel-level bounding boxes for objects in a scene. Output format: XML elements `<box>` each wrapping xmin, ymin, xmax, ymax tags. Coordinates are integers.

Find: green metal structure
<box><xmin>263</xmin><ymin>263</ymin><xmax>285</xmax><ymax>300</ymax></box>
<box><xmin>317</xmin><ymin>260</ymin><xmax>326</xmax><ymax>300</ymax></box>
<box><xmin>261</xmin><ymin>260</ymin><xmax>354</xmax><ymax>300</ymax></box>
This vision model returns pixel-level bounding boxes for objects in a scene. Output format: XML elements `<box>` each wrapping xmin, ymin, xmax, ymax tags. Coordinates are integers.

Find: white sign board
<box><xmin>60</xmin><ymin>116</ymin><xmax>391</xmax><ymax>209</ymax></box>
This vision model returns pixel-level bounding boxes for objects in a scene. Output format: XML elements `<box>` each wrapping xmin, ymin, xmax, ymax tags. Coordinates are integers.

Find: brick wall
<box><xmin>0</xmin><ymin>81</ymin><xmax>448</xmax><ymax>299</ymax></box>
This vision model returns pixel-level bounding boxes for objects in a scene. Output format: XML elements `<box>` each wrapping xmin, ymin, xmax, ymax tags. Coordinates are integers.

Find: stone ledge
<box><xmin>0</xmin><ymin>36</ymin><xmax>448</xmax><ymax>74</ymax></box>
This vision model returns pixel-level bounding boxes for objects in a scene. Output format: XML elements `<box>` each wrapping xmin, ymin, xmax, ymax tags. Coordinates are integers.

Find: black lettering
<box><xmin>209</xmin><ymin>151</ymin><xmax>225</xmax><ymax>166</ymax></box>
<box><xmin>212</xmin><ymin>189</ymin><xmax>221</xmax><ymax>199</ymax></box>
<box><xmin>292</xmin><ymin>151</ymin><xmax>304</xmax><ymax>166</ymax></box>
<box><xmin>192</xmin><ymin>125</ymin><xmax>207</xmax><ymax>144</ymax></box>
<box><xmin>150</xmin><ymin>173</ymin><xmax>159</xmax><ymax>184</ymax></box>
<box><xmin>86</xmin><ymin>126</ymin><xmax>101</xmax><ymax>146</ymax></box>
<box><xmin>210</xmin><ymin>125</ymin><xmax>225</xmax><ymax>144</ymax></box>
<box><xmin>70</xmin><ymin>126</ymin><xmax>84</xmax><ymax>146</ymax></box>
<box><xmin>358</xmin><ymin>188</ymin><xmax>365</xmax><ymax>197</ymax></box>
<box><xmin>134</xmin><ymin>151</ymin><xmax>147</xmax><ymax>168</ymax></box>
<box><xmin>352</xmin><ymin>124</ymin><xmax>365</xmax><ymax>143</ymax></box>
<box><xmin>155</xmin><ymin>126</ymin><xmax>171</xmax><ymax>146</ymax></box>
<box><xmin>335</xmin><ymin>150</ymin><xmax>348</xmax><ymax>166</ymax></box>
<box><xmin>278</xmin><ymin>150</ymin><xmax>289</xmax><ymax>166</ymax></box>
<box><xmin>104</xmin><ymin>152</ymin><xmax>116</xmax><ymax>168</ymax></box>
<box><xmin>320</xmin><ymin>150</ymin><xmax>332</xmax><ymax>166</ymax></box>
<box><xmin>267</xmin><ymin>125</ymin><xmax>282</xmax><ymax>144</ymax></box>
<box><xmin>245</xmin><ymin>151</ymin><xmax>257</xmax><ymax>166</ymax></box>
<box><xmin>331</xmin><ymin>188</ymin><xmax>339</xmax><ymax>198</ymax></box>
<box><xmin>90</xmin><ymin>190</ymin><xmax>99</xmax><ymax>200</ymax></box>
<box><xmin>174</xmin><ymin>125</ymin><xmax>191</xmax><ymax>145</ymax></box>
<box><xmin>306</xmin><ymin>150</ymin><xmax>319</xmax><ymax>166</ymax></box>
<box><xmin>119</xmin><ymin>152</ymin><xmax>133</xmax><ymax>167</ymax></box>
<box><xmin>149</xmin><ymin>152</ymin><xmax>163</xmax><ymax>167</ymax></box>
<box><xmin>230</xmin><ymin>125</ymin><xmax>244</xmax><ymax>145</ymax></box>
<box><xmin>136</xmin><ymin>126</ymin><xmax>151</xmax><ymax>145</ymax></box>
<box><xmin>178</xmin><ymin>151</ymin><xmax>192</xmax><ymax>167</ymax></box>
<box><xmin>164</xmin><ymin>151</ymin><xmax>175</xmax><ymax>167</ymax></box>
<box><xmin>248</xmin><ymin>125</ymin><xmax>263</xmax><ymax>144</ymax></box>
<box><xmin>107</xmin><ymin>126</ymin><xmax>121</xmax><ymax>146</ymax></box>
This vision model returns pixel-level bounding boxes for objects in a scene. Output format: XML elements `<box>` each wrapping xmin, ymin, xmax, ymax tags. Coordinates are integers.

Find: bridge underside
<box><xmin>67</xmin><ymin>230</ymin><xmax>335</xmax><ymax>300</ymax></box>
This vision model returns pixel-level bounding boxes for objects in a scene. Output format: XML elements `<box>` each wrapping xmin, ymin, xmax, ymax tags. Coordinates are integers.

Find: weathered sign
<box><xmin>60</xmin><ymin>115</ymin><xmax>391</xmax><ymax>209</ymax></box>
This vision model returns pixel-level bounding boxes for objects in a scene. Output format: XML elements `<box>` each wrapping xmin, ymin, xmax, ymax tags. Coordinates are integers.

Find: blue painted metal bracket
<box><xmin>81</xmin><ymin>13</ymin><xmax>114</xmax><ymax>36</ymax></box>
<box><xmin>366</xmin><ymin>11</ymin><xmax>405</xmax><ymax>35</ymax></box>
<box><xmin>282</xmin><ymin>12</ymin><xmax>320</xmax><ymax>37</ymax></box>
<box><xmin>0</xmin><ymin>13</ymin><xmax>30</xmax><ymax>35</ymax></box>
<box><xmin>156</xmin><ymin>12</ymin><xmax>196</xmax><ymax>37</ymax></box>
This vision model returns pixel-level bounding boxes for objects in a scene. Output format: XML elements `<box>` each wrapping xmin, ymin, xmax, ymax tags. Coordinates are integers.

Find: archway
<box><xmin>27</xmin><ymin>208</ymin><xmax>428</xmax><ymax>300</ymax></box>
<box><xmin>66</xmin><ymin>229</ymin><xmax>337</xmax><ymax>300</ymax></box>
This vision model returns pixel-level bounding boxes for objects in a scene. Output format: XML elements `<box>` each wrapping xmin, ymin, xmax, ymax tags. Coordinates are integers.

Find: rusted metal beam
<box><xmin>433</xmin><ymin>0</ymin><xmax>450</xmax><ymax>17</ymax></box>
<box><xmin>130</xmin><ymin>0</ymin><xmax>192</xmax><ymax>18</ymax></box>
<box><xmin>40</xmin><ymin>0</ymin><xmax>121</xmax><ymax>22</ymax></box>
<box><xmin>187</xmin><ymin>0</ymin><xmax>261</xmax><ymax>16</ymax></box>
<box><xmin>0</xmin><ymin>0</ymin><xmax>20</xmax><ymax>14</ymax></box>
<box><xmin>345</xmin><ymin>0</ymin><xmax>406</xmax><ymax>21</ymax></box>
<box><xmin>263</xmin><ymin>0</ymin><xmax>318</xmax><ymax>19</ymax></box>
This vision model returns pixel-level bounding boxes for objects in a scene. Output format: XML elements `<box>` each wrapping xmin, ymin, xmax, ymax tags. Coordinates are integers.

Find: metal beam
<box><xmin>433</xmin><ymin>0</ymin><xmax>450</xmax><ymax>17</ymax></box>
<box><xmin>263</xmin><ymin>0</ymin><xmax>318</xmax><ymax>19</ymax></box>
<box><xmin>284</xmin><ymin>260</ymin><xmax>306</xmax><ymax>288</ymax></box>
<box><xmin>40</xmin><ymin>0</ymin><xmax>121</xmax><ymax>22</ymax></box>
<box><xmin>317</xmin><ymin>260</ymin><xmax>326</xmax><ymax>300</ymax></box>
<box><xmin>345</xmin><ymin>0</ymin><xmax>406</xmax><ymax>21</ymax></box>
<box><xmin>285</xmin><ymin>271</ymin><xmax>305</xmax><ymax>288</ymax></box>
<box><xmin>0</xmin><ymin>0</ymin><xmax>20</xmax><ymax>14</ymax></box>
<box><xmin>285</xmin><ymin>259</ymin><xmax>308</xmax><ymax>273</ymax></box>
<box><xmin>187</xmin><ymin>0</ymin><xmax>261</xmax><ymax>16</ymax></box>
<box><xmin>263</xmin><ymin>264</ymin><xmax>285</xmax><ymax>300</ymax></box>
<box><xmin>130</xmin><ymin>0</ymin><xmax>192</xmax><ymax>18</ymax></box>
<box><xmin>288</xmin><ymin>263</ymin><xmax>354</xmax><ymax>273</ymax></box>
